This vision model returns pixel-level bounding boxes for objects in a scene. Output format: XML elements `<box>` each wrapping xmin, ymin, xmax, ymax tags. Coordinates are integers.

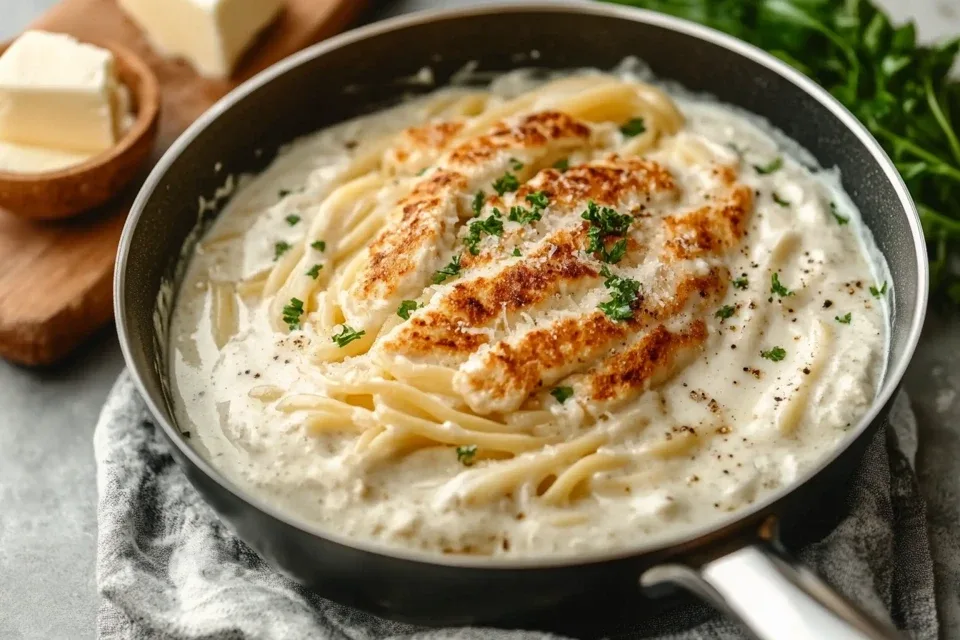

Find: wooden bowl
<box><xmin>0</xmin><ymin>38</ymin><xmax>160</xmax><ymax>220</ymax></box>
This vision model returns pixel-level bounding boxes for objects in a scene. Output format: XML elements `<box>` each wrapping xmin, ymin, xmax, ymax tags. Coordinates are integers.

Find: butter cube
<box><xmin>119</xmin><ymin>0</ymin><xmax>283</xmax><ymax>78</ymax></box>
<box><xmin>0</xmin><ymin>31</ymin><xmax>125</xmax><ymax>154</ymax></box>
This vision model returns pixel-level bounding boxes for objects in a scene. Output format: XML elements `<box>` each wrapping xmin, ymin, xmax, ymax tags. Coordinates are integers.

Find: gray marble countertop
<box><xmin>1</xmin><ymin>0</ymin><xmax>958</xmax><ymax>638</ymax></box>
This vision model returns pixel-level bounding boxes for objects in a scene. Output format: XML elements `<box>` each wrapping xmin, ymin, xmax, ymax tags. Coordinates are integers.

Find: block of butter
<box><xmin>0</xmin><ymin>31</ymin><xmax>127</xmax><ymax>155</ymax></box>
<box><xmin>119</xmin><ymin>0</ymin><xmax>283</xmax><ymax>78</ymax></box>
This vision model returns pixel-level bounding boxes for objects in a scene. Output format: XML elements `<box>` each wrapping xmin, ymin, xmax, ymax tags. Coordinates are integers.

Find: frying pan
<box><xmin>114</xmin><ymin>3</ymin><xmax>927</xmax><ymax>639</ymax></box>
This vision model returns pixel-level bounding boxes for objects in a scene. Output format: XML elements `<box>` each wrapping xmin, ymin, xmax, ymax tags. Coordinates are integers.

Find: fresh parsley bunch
<box><xmin>602</xmin><ymin>0</ymin><xmax>960</xmax><ymax>302</ymax></box>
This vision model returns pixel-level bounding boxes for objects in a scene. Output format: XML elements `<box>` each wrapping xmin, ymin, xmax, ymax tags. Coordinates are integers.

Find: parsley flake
<box><xmin>732</xmin><ymin>276</ymin><xmax>749</xmax><ymax>290</ymax></box>
<box><xmin>603</xmin><ymin>238</ymin><xmax>628</xmax><ymax>264</ymax></box>
<box><xmin>754</xmin><ymin>157</ymin><xmax>783</xmax><ymax>174</ymax></box>
<box><xmin>715</xmin><ymin>305</ymin><xmax>736</xmax><ymax>320</ymax></box>
<box><xmin>472</xmin><ymin>190</ymin><xmax>485</xmax><ymax>217</ymax></box>
<box><xmin>274</xmin><ymin>241</ymin><xmax>292</xmax><ymax>260</ymax></box>
<box><xmin>456</xmin><ymin>444</ymin><xmax>478</xmax><ymax>466</ymax></box>
<box><xmin>332</xmin><ymin>325</ymin><xmax>365</xmax><ymax>348</ymax></box>
<box><xmin>278</xmin><ymin>189</ymin><xmax>292</xmax><ymax>198</ymax></box>
<box><xmin>416</xmin><ymin>166</ymin><xmax>429</xmax><ymax>176</ymax></box>
<box><xmin>553</xmin><ymin>158</ymin><xmax>569</xmax><ymax>172</ymax></box>
<box><xmin>311</xmin><ymin>240</ymin><xmax>326</xmax><ymax>252</ymax></box>
<box><xmin>433</xmin><ymin>254</ymin><xmax>462</xmax><ymax>284</ymax></box>
<box><xmin>281</xmin><ymin>298</ymin><xmax>304</xmax><ymax>331</ymax></box>
<box><xmin>831</xmin><ymin>202</ymin><xmax>850</xmax><ymax>225</ymax></box>
<box><xmin>836</xmin><ymin>312</ymin><xmax>852</xmax><ymax>324</ymax></box>
<box><xmin>492</xmin><ymin>171</ymin><xmax>520</xmax><ymax>196</ymax></box>
<box><xmin>512</xmin><ymin>248</ymin><xmax>522</xmax><ymax>257</ymax></box>
<box><xmin>285</xmin><ymin>214</ymin><xmax>301</xmax><ymax>226</ymax></box>
<box><xmin>305</xmin><ymin>264</ymin><xmax>322</xmax><ymax>279</ymax></box>
<box><xmin>620</xmin><ymin>117</ymin><xmax>647</xmax><ymax>137</ymax></box>
<box><xmin>761</xmin><ymin>346</ymin><xmax>787</xmax><ymax>362</ymax></box>
<box><xmin>508</xmin><ymin>205</ymin><xmax>542</xmax><ymax>225</ymax></box>
<box><xmin>770</xmin><ymin>272</ymin><xmax>793</xmax><ymax>297</ymax></box>
<box><xmin>870</xmin><ymin>281</ymin><xmax>888</xmax><ymax>298</ymax></box>
<box><xmin>581</xmin><ymin>201</ymin><xmax>633</xmax><ymax>262</ymax></box>
<box><xmin>525</xmin><ymin>190</ymin><xmax>550</xmax><ymax>209</ymax></box>
<box><xmin>772</xmin><ymin>193</ymin><xmax>790</xmax><ymax>207</ymax></box>
<box><xmin>597</xmin><ymin>265</ymin><xmax>642</xmax><ymax>322</ymax></box>
<box><xmin>509</xmin><ymin>157</ymin><xmax>524</xmax><ymax>171</ymax></box>
<box><xmin>463</xmin><ymin>210</ymin><xmax>504</xmax><ymax>255</ymax></box>
<box><xmin>397</xmin><ymin>300</ymin><xmax>421</xmax><ymax>320</ymax></box>
<box><xmin>550</xmin><ymin>386</ymin><xmax>574</xmax><ymax>404</ymax></box>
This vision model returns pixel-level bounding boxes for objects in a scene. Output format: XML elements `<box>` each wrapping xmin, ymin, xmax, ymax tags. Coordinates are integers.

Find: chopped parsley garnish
<box><xmin>550</xmin><ymin>386</ymin><xmax>574</xmax><ymax>404</ymax></box>
<box><xmin>836</xmin><ymin>312</ymin><xmax>852</xmax><ymax>324</ymax></box>
<box><xmin>597</xmin><ymin>265</ymin><xmax>641</xmax><ymax>322</ymax></box>
<box><xmin>512</xmin><ymin>248</ymin><xmax>522</xmax><ymax>257</ymax></box>
<box><xmin>830</xmin><ymin>202</ymin><xmax>849</xmax><ymax>225</ymax></box>
<box><xmin>456</xmin><ymin>444</ymin><xmax>478</xmax><ymax>466</ymax></box>
<box><xmin>492</xmin><ymin>171</ymin><xmax>520</xmax><ymax>196</ymax></box>
<box><xmin>281</xmin><ymin>298</ymin><xmax>304</xmax><ymax>331</ymax></box>
<box><xmin>278</xmin><ymin>189</ymin><xmax>292</xmax><ymax>198</ymax></box>
<box><xmin>770</xmin><ymin>272</ymin><xmax>794</xmax><ymax>297</ymax></box>
<box><xmin>508</xmin><ymin>205</ymin><xmax>542</xmax><ymax>225</ymax></box>
<box><xmin>772</xmin><ymin>193</ymin><xmax>790</xmax><ymax>207</ymax></box>
<box><xmin>472</xmin><ymin>190</ymin><xmax>485</xmax><ymax>217</ymax></box>
<box><xmin>332</xmin><ymin>325</ymin><xmax>365</xmax><ymax>348</ymax></box>
<box><xmin>620</xmin><ymin>117</ymin><xmax>647</xmax><ymax>137</ymax></box>
<box><xmin>305</xmin><ymin>264</ymin><xmax>322</xmax><ymax>279</ymax></box>
<box><xmin>760</xmin><ymin>346</ymin><xmax>787</xmax><ymax>362</ymax></box>
<box><xmin>553</xmin><ymin>158</ymin><xmax>569</xmax><ymax>172</ymax></box>
<box><xmin>311</xmin><ymin>240</ymin><xmax>326</xmax><ymax>252</ymax></box>
<box><xmin>581</xmin><ymin>200</ymin><xmax>633</xmax><ymax>263</ymax></box>
<box><xmin>525</xmin><ymin>190</ymin><xmax>550</xmax><ymax>209</ymax></box>
<box><xmin>715</xmin><ymin>305</ymin><xmax>736</xmax><ymax>320</ymax></box>
<box><xmin>416</xmin><ymin>166</ymin><xmax>429</xmax><ymax>176</ymax></box>
<box><xmin>274</xmin><ymin>241</ymin><xmax>292</xmax><ymax>260</ymax></box>
<box><xmin>870</xmin><ymin>281</ymin><xmax>888</xmax><ymax>298</ymax></box>
<box><xmin>754</xmin><ymin>157</ymin><xmax>783</xmax><ymax>174</ymax></box>
<box><xmin>433</xmin><ymin>254</ymin><xmax>462</xmax><ymax>284</ymax></box>
<box><xmin>285</xmin><ymin>214</ymin><xmax>301</xmax><ymax>226</ymax></box>
<box><xmin>509</xmin><ymin>157</ymin><xmax>524</xmax><ymax>171</ymax></box>
<box><xmin>732</xmin><ymin>276</ymin><xmax>749</xmax><ymax>290</ymax></box>
<box><xmin>397</xmin><ymin>300</ymin><xmax>421</xmax><ymax>320</ymax></box>
<box><xmin>463</xmin><ymin>210</ymin><xmax>504</xmax><ymax>255</ymax></box>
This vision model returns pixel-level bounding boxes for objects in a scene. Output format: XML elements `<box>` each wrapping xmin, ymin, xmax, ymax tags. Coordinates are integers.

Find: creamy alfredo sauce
<box><xmin>169</xmin><ymin>67</ymin><xmax>887</xmax><ymax>557</ymax></box>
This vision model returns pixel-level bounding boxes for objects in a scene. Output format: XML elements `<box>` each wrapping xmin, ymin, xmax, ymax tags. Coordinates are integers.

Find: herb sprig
<box><xmin>601</xmin><ymin>0</ymin><xmax>960</xmax><ymax>303</ymax></box>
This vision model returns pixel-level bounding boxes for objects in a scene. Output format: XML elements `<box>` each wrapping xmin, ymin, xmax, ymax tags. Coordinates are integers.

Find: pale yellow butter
<box><xmin>0</xmin><ymin>31</ymin><xmax>126</xmax><ymax>154</ymax></box>
<box><xmin>119</xmin><ymin>0</ymin><xmax>283</xmax><ymax>78</ymax></box>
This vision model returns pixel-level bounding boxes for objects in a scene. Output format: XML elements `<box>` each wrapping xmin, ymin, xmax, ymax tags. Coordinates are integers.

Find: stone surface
<box><xmin>0</xmin><ymin>0</ymin><xmax>957</xmax><ymax>638</ymax></box>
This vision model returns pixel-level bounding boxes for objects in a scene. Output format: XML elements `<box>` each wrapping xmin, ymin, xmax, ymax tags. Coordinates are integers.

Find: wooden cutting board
<box><xmin>0</xmin><ymin>0</ymin><xmax>369</xmax><ymax>366</ymax></box>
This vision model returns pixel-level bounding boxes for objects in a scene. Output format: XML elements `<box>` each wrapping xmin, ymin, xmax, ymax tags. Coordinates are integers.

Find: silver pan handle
<box><xmin>642</xmin><ymin>541</ymin><xmax>905</xmax><ymax>640</ymax></box>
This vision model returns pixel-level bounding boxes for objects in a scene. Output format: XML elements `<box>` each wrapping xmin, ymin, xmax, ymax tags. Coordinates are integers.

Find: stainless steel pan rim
<box><xmin>114</xmin><ymin>0</ymin><xmax>928</xmax><ymax>572</ymax></box>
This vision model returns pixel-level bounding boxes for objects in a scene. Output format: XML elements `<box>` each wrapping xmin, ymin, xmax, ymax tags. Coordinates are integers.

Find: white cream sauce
<box><xmin>168</xmin><ymin>67</ymin><xmax>887</xmax><ymax>557</ymax></box>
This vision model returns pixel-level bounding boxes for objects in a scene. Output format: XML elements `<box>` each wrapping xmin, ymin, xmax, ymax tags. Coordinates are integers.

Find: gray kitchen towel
<box><xmin>96</xmin><ymin>370</ymin><xmax>939</xmax><ymax>639</ymax></box>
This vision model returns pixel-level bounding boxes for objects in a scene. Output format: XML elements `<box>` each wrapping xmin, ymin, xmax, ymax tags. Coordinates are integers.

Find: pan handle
<box><xmin>642</xmin><ymin>540</ymin><xmax>905</xmax><ymax>640</ymax></box>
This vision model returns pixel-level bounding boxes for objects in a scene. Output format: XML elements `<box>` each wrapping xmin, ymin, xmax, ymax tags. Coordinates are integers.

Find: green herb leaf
<box><xmin>597</xmin><ymin>265</ymin><xmax>642</xmax><ymax>322</ymax></box>
<box><xmin>870</xmin><ymin>281</ymin><xmax>888</xmax><ymax>297</ymax></box>
<box><xmin>715</xmin><ymin>305</ymin><xmax>736</xmax><ymax>320</ymax></box>
<box><xmin>285</xmin><ymin>214</ymin><xmax>301</xmax><ymax>226</ymax></box>
<box><xmin>553</xmin><ymin>158</ymin><xmax>570</xmax><ymax>172</ymax></box>
<box><xmin>508</xmin><ymin>205</ymin><xmax>542</xmax><ymax>225</ymax></box>
<box><xmin>463</xmin><ymin>210</ymin><xmax>504</xmax><ymax>255</ymax></box>
<box><xmin>836</xmin><ymin>312</ymin><xmax>853</xmax><ymax>324</ymax></box>
<box><xmin>278</xmin><ymin>189</ymin><xmax>292</xmax><ymax>198</ymax></box>
<box><xmin>397</xmin><ymin>300</ymin><xmax>421</xmax><ymax>320</ymax></box>
<box><xmin>281</xmin><ymin>298</ymin><xmax>304</xmax><ymax>331</ymax></box>
<box><xmin>456</xmin><ymin>444</ymin><xmax>478</xmax><ymax>466</ymax></box>
<box><xmin>433</xmin><ymin>254</ymin><xmax>462</xmax><ymax>284</ymax></box>
<box><xmin>512</xmin><ymin>248</ymin><xmax>522</xmax><ymax>257</ymax></box>
<box><xmin>620</xmin><ymin>117</ymin><xmax>647</xmax><ymax>137</ymax></box>
<box><xmin>754</xmin><ymin>157</ymin><xmax>783</xmax><ymax>175</ymax></box>
<box><xmin>472</xmin><ymin>190</ymin><xmax>485</xmax><ymax>217</ymax></box>
<box><xmin>550</xmin><ymin>386</ymin><xmax>574</xmax><ymax>404</ymax></box>
<box><xmin>493</xmin><ymin>171</ymin><xmax>520</xmax><ymax>196</ymax></box>
<box><xmin>274</xmin><ymin>241</ymin><xmax>292</xmax><ymax>260</ymax></box>
<box><xmin>772</xmin><ymin>193</ymin><xmax>790</xmax><ymax>207</ymax></box>
<box><xmin>603</xmin><ymin>238</ymin><xmax>628</xmax><ymax>264</ymax></box>
<box><xmin>311</xmin><ymin>240</ymin><xmax>326</xmax><ymax>252</ymax></box>
<box><xmin>305</xmin><ymin>264</ymin><xmax>322</xmax><ymax>279</ymax></box>
<box><xmin>761</xmin><ymin>346</ymin><xmax>787</xmax><ymax>362</ymax></box>
<box><xmin>416</xmin><ymin>166</ymin><xmax>429</xmax><ymax>176</ymax></box>
<box><xmin>581</xmin><ymin>201</ymin><xmax>633</xmax><ymax>235</ymax></box>
<box><xmin>830</xmin><ymin>202</ymin><xmax>850</xmax><ymax>225</ymax></box>
<box><xmin>510</xmin><ymin>157</ymin><xmax>524</xmax><ymax>171</ymax></box>
<box><xmin>732</xmin><ymin>276</ymin><xmax>749</xmax><ymax>290</ymax></box>
<box><xmin>525</xmin><ymin>190</ymin><xmax>550</xmax><ymax>209</ymax></box>
<box><xmin>770</xmin><ymin>272</ymin><xmax>794</xmax><ymax>297</ymax></box>
<box><xmin>332</xmin><ymin>325</ymin><xmax>365</xmax><ymax>348</ymax></box>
